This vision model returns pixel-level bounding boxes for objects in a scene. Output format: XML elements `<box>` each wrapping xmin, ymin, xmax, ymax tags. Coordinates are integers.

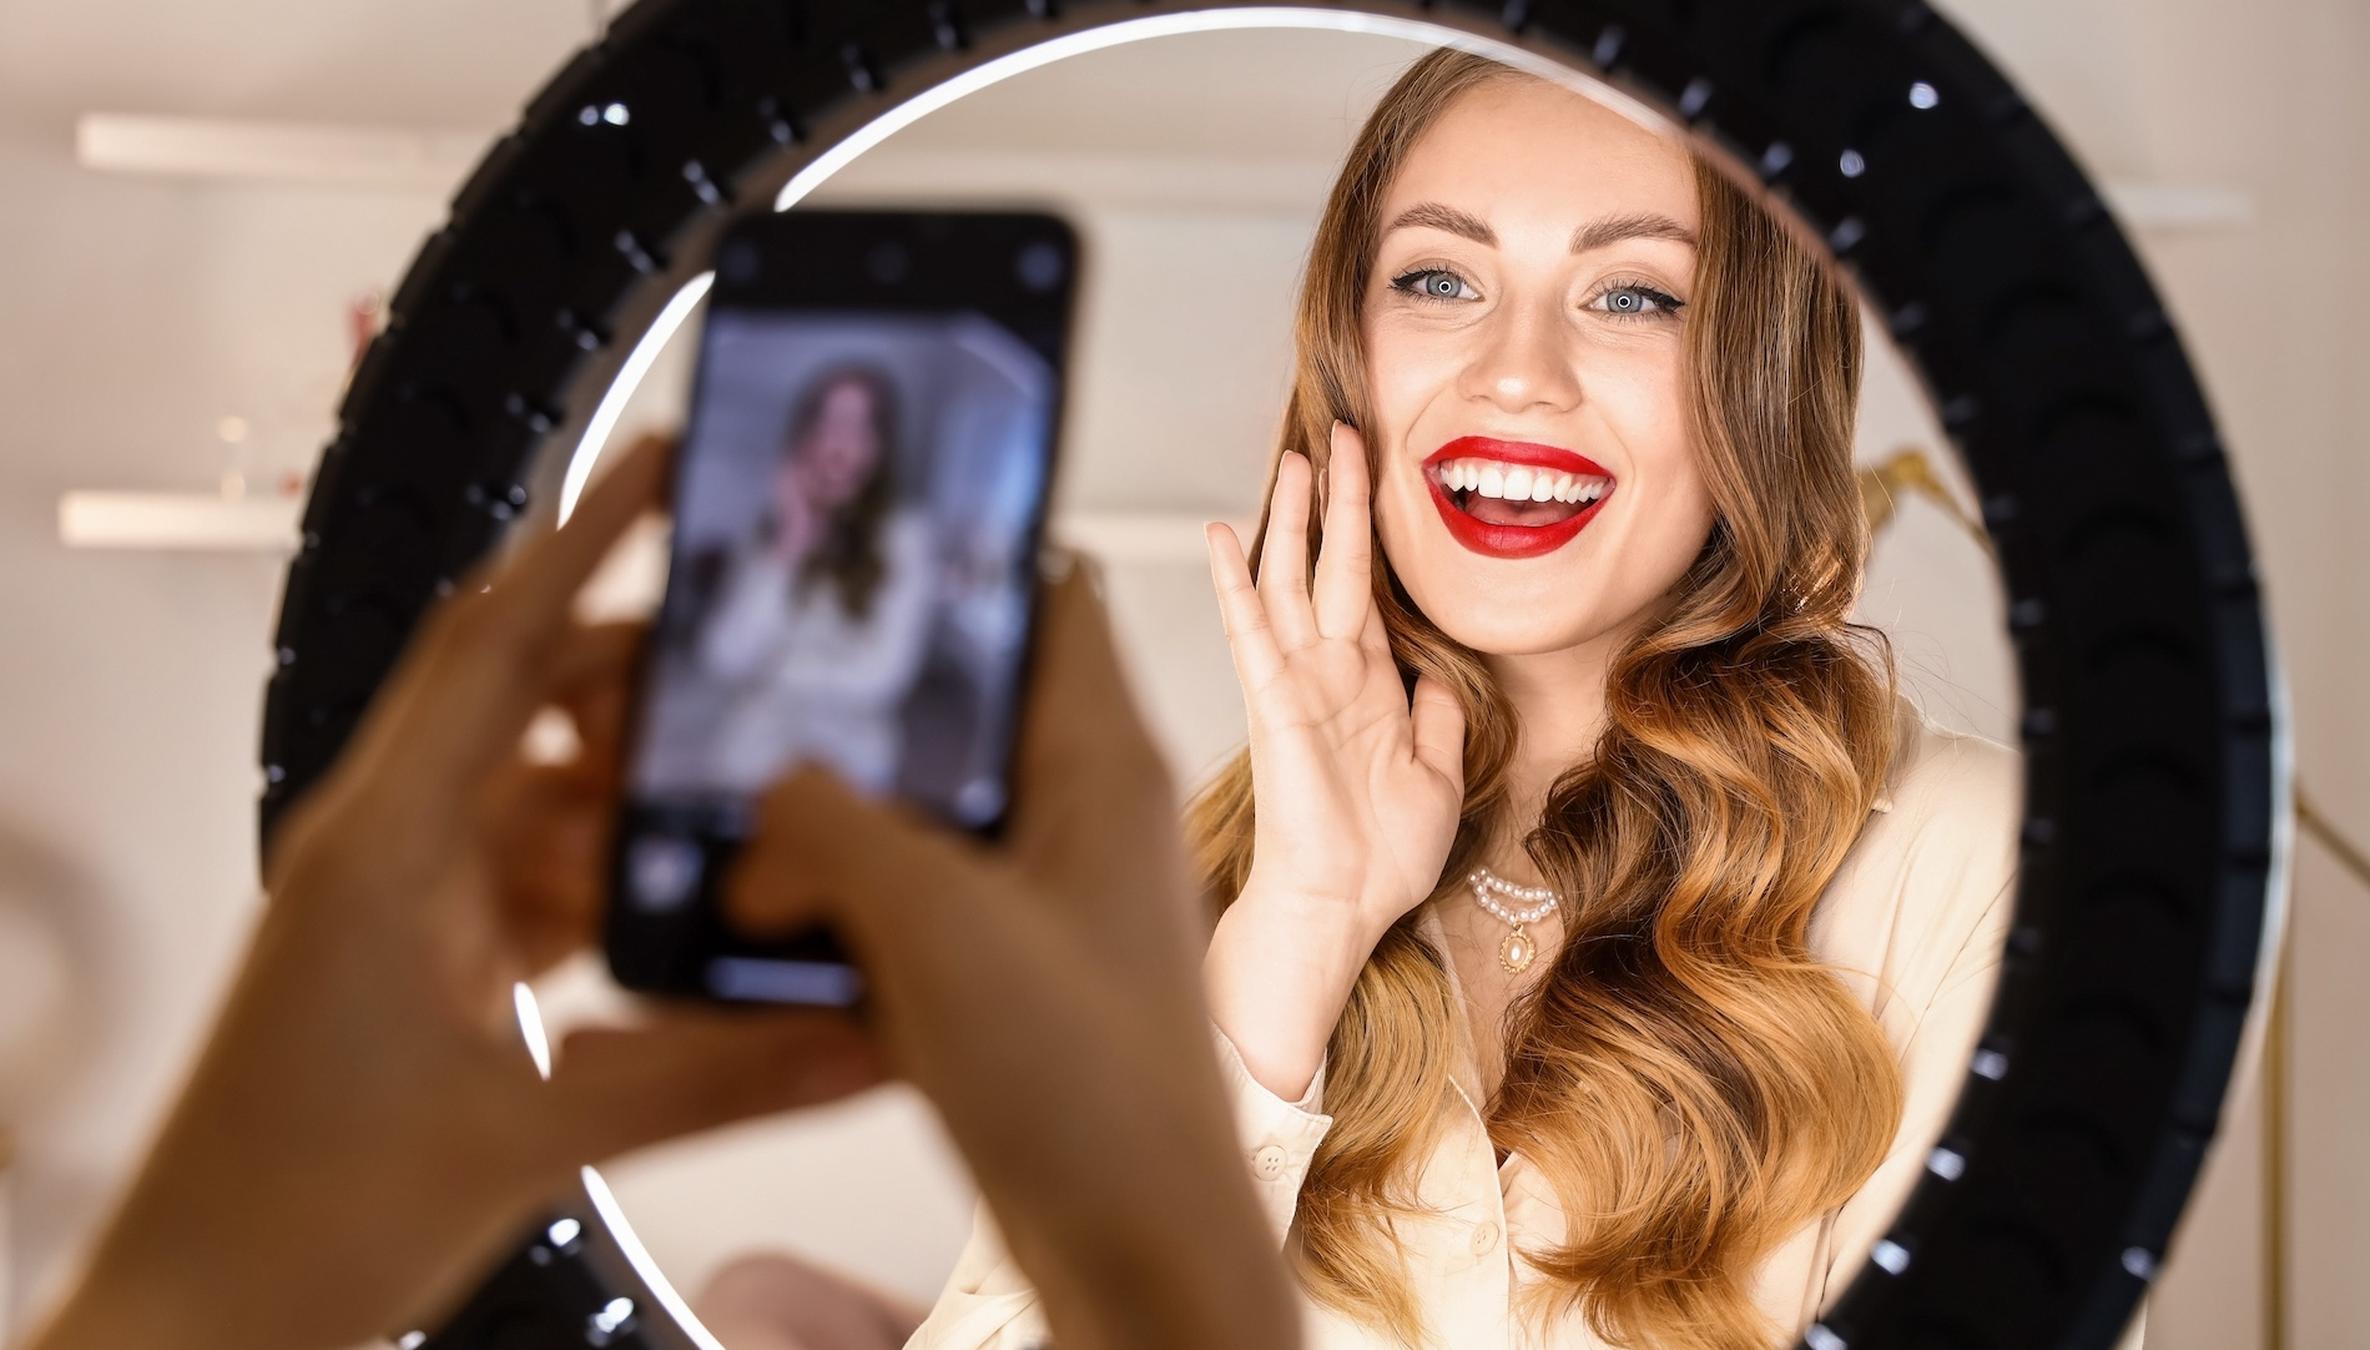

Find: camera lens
<box><xmin>866</xmin><ymin>241</ymin><xmax>910</xmax><ymax>283</ymax></box>
<box><xmin>719</xmin><ymin>239</ymin><xmax>761</xmax><ymax>284</ymax></box>
<box><xmin>1016</xmin><ymin>241</ymin><xmax>1066</xmax><ymax>292</ymax></box>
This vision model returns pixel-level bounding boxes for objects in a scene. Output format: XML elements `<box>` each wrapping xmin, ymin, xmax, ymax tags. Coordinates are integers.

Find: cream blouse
<box><xmin>906</xmin><ymin>702</ymin><xmax>2147</xmax><ymax>1349</ymax></box>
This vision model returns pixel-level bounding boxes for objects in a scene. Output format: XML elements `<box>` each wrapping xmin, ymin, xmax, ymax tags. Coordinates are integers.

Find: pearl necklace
<box><xmin>1466</xmin><ymin>865</ymin><xmax>1562</xmax><ymax>973</ymax></box>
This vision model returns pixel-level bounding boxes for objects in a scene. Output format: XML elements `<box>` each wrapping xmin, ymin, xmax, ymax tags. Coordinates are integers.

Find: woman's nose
<box><xmin>1461</xmin><ymin>297</ymin><xmax>1583</xmax><ymax>416</ymax></box>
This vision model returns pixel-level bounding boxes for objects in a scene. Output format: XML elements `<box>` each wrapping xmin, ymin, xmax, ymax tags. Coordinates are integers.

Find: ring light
<box><xmin>258</xmin><ymin>4</ymin><xmax>2284</xmax><ymax>1346</ymax></box>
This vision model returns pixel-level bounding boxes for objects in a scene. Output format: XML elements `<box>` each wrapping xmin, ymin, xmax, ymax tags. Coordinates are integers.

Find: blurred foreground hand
<box><xmin>22</xmin><ymin>433</ymin><xmax>1296</xmax><ymax>1350</ymax></box>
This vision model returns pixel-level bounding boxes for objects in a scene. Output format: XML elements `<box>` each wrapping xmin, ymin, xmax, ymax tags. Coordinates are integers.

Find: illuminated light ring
<box><xmin>258</xmin><ymin>3</ymin><xmax>2282</xmax><ymax>1348</ymax></box>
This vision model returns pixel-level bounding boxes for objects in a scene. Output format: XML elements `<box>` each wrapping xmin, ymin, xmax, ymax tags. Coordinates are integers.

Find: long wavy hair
<box><xmin>776</xmin><ymin>363</ymin><xmax>900</xmax><ymax>618</ymax></box>
<box><xmin>1181</xmin><ymin>49</ymin><xmax>1905</xmax><ymax>1349</ymax></box>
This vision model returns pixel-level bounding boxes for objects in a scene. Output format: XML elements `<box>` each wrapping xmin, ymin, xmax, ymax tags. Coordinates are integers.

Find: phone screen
<box><xmin>609</xmin><ymin>209</ymin><xmax>1077</xmax><ymax>1004</ymax></box>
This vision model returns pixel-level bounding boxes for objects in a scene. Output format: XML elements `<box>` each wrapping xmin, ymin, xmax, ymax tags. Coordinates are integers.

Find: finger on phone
<box><xmin>724</xmin><ymin>761</ymin><xmax>999</xmax><ymax>942</ymax></box>
<box><xmin>544</xmin><ymin>619</ymin><xmax>644</xmax><ymax>772</ymax></box>
<box><xmin>488</xmin><ymin>433</ymin><xmax>673</xmax><ymax>645</ymax></box>
<box><xmin>354</xmin><ymin>442</ymin><xmax>669</xmax><ymax>809</ymax></box>
<box><xmin>483</xmin><ymin>761</ymin><xmax>611</xmax><ymax>966</ymax></box>
<box><xmin>1014</xmin><ymin>565</ymin><xmax>1160</xmax><ymax>778</ymax></box>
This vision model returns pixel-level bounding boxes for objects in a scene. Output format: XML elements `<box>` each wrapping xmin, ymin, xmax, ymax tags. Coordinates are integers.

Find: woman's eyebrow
<box><xmin>1572</xmin><ymin>211</ymin><xmax>1697</xmax><ymax>251</ymax></box>
<box><xmin>1381</xmin><ymin>202</ymin><xmax>1697</xmax><ymax>252</ymax></box>
<box><xmin>1384</xmin><ymin>201</ymin><xmax>1496</xmax><ymax>245</ymax></box>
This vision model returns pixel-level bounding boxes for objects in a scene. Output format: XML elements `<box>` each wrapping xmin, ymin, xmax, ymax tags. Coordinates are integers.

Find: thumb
<box><xmin>725</xmin><ymin>760</ymin><xmax>1005</xmax><ymax>945</ymax></box>
<box><xmin>1408</xmin><ymin>672</ymin><xmax>1468</xmax><ymax>788</ymax></box>
<box><xmin>543</xmin><ymin>1010</ymin><xmax>883</xmax><ymax>1165</ymax></box>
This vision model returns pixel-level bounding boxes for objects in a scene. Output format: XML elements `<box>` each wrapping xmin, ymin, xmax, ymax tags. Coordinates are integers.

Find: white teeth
<box><xmin>1436</xmin><ymin>457</ymin><xmax>1614</xmax><ymax>506</ymax></box>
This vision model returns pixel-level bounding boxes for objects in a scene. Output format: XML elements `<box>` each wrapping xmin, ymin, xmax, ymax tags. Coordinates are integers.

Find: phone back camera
<box><xmin>719</xmin><ymin>239</ymin><xmax>761</xmax><ymax>284</ymax></box>
<box><xmin>1016</xmin><ymin>241</ymin><xmax>1067</xmax><ymax>292</ymax></box>
<box><xmin>866</xmin><ymin>241</ymin><xmax>910</xmax><ymax>284</ymax></box>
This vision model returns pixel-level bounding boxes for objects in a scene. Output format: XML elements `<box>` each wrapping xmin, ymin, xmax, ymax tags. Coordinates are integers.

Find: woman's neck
<box><xmin>1482</xmin><ymin>624</ymin><xmax>1628</xmax><ymax>834</ymax></box>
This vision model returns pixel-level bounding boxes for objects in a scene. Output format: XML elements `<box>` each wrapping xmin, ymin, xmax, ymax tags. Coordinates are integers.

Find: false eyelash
<box><xmin>1388</xmin><ymin>268</ymin><xmax>1687</xmax><ymax>322</ymax></box>
<box><xmin>1591</xmin><ymin>280</ymin><xmax>1685</xmax><ymax>321</ymax></box>
<box><xmin>1387</xmin><ymin>266</ymin><xmax>1473</xmax><ymax>303</ymax></box>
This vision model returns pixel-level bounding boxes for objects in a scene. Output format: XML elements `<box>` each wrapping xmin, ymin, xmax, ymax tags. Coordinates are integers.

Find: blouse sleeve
<box><xmin>1818</xmin><ymin>728</ymin><xmax>2022</xmax><ymax>1313</ymax></box>
<box><xmin>903</xmin><ymin>1025</ymin><xmax>1334</xmax><ymax>1349</ymax></box>
<box><xmin>695</xmin><ymin>542</ymin><xmax>794</xmax><ymax>682</ymax></box>
<box><xmin>1212</xmin><ymin>1022</ymin><xmax>1337</xmax><ymax>1242</ymax></box>
<box><xmin>902</xmin><ymin>1204</ymin><xmax>1055</xmax><ymax>1350</ymax></box>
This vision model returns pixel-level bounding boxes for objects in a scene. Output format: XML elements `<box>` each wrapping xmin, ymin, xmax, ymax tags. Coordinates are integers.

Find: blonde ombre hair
<box><xmin>1182</xmin><ymin>49</ymin><xmax>1905</xmax><ymax>1349</ymax></box>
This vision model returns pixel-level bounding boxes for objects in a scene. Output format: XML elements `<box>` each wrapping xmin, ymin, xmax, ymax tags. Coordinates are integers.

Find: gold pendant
<box><xmin>1498</xmin><ymin>923</ymin><xmax>1535</xmax><ymax>973</ymax></box>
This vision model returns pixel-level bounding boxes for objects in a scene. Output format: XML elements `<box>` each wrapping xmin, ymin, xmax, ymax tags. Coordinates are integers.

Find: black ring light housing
<box><xmin>257</xmin><ymin>3</ymin><xmax>2280</xmax><ymax>1347</ymax></box>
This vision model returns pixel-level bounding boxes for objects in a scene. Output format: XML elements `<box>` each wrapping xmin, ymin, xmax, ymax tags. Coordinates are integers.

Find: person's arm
<box><xmin>729</xmin><ymin>558</ymin><xmax>1301</xmax><ymax>1350</ymax></box>
<box><xmin>22</xmin><ymin>440</ymin><xmax>1299</xmax><ymax>1350</ymax></box>
<box><xmin>19</xmin><ymin>436</ymin><xmax>881</xmax><ymax>1350</ymax></box>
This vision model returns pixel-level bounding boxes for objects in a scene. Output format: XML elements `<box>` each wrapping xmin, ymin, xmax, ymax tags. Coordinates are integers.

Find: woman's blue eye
<box><xmin>1390</xmin><ymin>268</ymin><xmax>1477</xmax><ymax>303</ymax></box>
<box><xmin>1593</xmin><ymin>283</ymin><xmax>1684</xmax><ymax>320</ymax></box>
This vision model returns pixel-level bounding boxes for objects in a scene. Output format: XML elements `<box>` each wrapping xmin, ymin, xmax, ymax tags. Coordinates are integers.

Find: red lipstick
<box><xmin>1420</xmin><ymin>436</ymin><xmax>1615</xmax><ymax>560</ymax></box>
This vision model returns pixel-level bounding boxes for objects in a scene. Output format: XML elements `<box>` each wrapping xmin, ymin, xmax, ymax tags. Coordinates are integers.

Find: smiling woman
<box><xmin>905</xmin><ymin>45</ymin><xmax>2068</xmax><ymax>1350</ymax></box>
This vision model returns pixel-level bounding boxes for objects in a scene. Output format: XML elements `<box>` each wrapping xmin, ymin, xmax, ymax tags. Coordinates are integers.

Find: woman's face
<box><xmin>1365</xmin><ymin>76</ymin><xmax>1717</xmax><ymax>657</ymax></box>
<box><xmin>789</xmin><ymin>377</ymin><xmax>885</xmax><ymax>510</ymax></box>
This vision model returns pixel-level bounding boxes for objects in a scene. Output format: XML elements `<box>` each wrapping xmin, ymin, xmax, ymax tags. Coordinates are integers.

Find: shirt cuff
<box><xmin>1209</xmin><ymin>1023</ymin><xmax>1335</xmax><ymax>1240</ymax></box>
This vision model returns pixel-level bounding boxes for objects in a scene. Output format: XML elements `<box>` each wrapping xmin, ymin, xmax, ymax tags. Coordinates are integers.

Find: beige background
<box><xmin>0</xmin><ymin>2</ymin><xmax>2359</xmax><ymax>1346</ymax></box>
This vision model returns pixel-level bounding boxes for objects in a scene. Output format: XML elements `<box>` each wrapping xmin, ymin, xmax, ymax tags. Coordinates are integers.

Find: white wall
<box><xmin>0</xmin><ymin>4</ymin><xmax>2361</xmax><ymax>1345</ymax></box>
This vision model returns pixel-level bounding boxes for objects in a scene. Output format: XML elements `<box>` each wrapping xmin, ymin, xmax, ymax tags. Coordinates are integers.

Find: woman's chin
<box><xmin>1416</xmin><ymin>596</ymin><xmax>1621</xmax><ymax>661</ymax></box>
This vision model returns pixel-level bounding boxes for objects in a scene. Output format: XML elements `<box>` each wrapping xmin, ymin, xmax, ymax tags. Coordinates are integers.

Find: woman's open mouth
<box><xmin>1421</xmin><ymin>436</ymin><xmax>1615</xmax><ymax>559</ymax></box>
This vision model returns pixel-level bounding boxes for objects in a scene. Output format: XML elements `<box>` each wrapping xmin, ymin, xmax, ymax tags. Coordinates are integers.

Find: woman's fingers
<box><xmin>1312</xmin><ymin>421</ymin><xmax>1378</xmax><ymax>641</ymax></box>
<box><xmin>1204</xmin><ymin>522</ymin><xmax>1286</xmax><ymax>700</ymax></box>
<box><xmin>1255</xmin><ymin>451</ymin><xmax>1318</xmax><ymax>652</ymax></box>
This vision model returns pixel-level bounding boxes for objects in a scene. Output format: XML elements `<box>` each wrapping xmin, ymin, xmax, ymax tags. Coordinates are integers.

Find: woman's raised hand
<box><xmin>1200</xmin><ymin>420</ymin><xmax>1467</xmax><ymax>1100</ymax></box>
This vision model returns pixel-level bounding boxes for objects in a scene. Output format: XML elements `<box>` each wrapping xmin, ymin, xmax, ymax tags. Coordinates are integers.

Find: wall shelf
<box><xmin>56</xmin><ymin>489</ymin><xmax>1247</xmax><ymax>564</ymax></box>
<box><xmin>57</xmin><ymin>491</ymin><xmax>302</xmax><ymax>552</ymax></box>
<box><xmin>74</xmin><ymin>111</ymin><xmax>2256</xmax><ymax>233</ymax></box>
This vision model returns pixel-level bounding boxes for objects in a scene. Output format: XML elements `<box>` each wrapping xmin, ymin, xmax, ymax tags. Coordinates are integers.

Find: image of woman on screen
<box><xmin>689</xmin><ymin>363</ymin><xmax>937</xmax><ymax>798</ymax></box>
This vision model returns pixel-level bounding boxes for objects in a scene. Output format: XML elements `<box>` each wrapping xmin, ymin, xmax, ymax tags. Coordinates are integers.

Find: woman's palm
<box><xmin>1207</xmin><ymin>422</ymin><xmax>1467</xmax><ymax>932</ymax></box>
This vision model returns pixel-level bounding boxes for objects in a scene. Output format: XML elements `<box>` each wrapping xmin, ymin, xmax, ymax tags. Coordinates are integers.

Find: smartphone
<box><xmin>605</xmin><ymin>207</ymin><xmax>1081</xmax><ymax>1005</ymax></box>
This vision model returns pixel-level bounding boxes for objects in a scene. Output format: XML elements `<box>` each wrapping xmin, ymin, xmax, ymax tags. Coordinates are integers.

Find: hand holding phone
<box><xmin>718</xmin><ymin>563</ymin><xmax>1303</xmax><ymax>1350</ymax></box>
<box><xmin>606</xmin><ymin>208</ymin><xmax>1082</xmax><ymax>1005</ymax></box>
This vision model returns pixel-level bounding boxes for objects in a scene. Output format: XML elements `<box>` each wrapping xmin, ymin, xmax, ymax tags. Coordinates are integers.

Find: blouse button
<box><xmin>1470</xmin><ymin>1221</ymin><xmax>1501</xmax><ymax>1256</ymax></box>
<box><xmin>1252</xmin><ymin>1144</ymin><xmax>1289</xmax><ymax>1180</ymax></box>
